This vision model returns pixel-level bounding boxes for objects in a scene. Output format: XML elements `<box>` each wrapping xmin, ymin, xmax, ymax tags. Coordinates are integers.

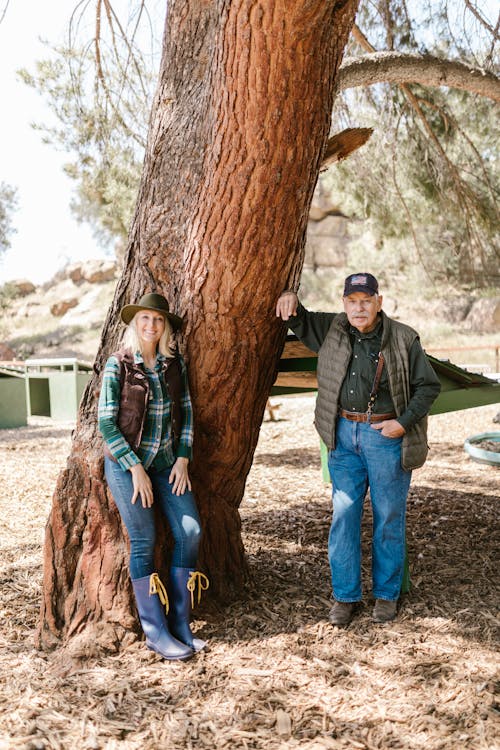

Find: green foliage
<box><xmin>329</xmin><ymin>0</ymin><xmax>499</xmax><ymax>285</ymax></box>
<box><xmin>0</xmin><ymin>282</ymin><xmax>17</xmax><ymax>313</ymax></box>
<box><xmin>0</xmin><ymin>183</ymin><xmax>18</xmax><ymax>256</ymax></box>
<box><xmin>18</xmin><ymin>1</ymin><xmax>161</xmax><ymax>245</ymax></box>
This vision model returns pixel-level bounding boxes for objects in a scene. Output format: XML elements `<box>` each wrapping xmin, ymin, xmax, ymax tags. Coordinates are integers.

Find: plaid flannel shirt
<box><xmin>98</xmin><ymin>350</ymin><xmax>193</xmax><ymax>471</ymax></box>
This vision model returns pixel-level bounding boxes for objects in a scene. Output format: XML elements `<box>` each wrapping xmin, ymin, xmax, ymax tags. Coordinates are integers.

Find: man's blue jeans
<box><xmin>327</xmin><ymin>417</ymin><xmax>412</xmax><ymax>602</ymax></box>
<box><xmin>104</xmin><ymin>457</ymin><xmax>201</xmax><ymax>580</ymax></box>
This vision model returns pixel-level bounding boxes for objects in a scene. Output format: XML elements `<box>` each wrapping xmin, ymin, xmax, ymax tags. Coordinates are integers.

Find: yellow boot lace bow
<box><xmin>149</xmin><ymin>573</ymin><xmax>170</xmax><ymax>615</ymax></box>
<box><xmin>187</xmin><ymin>571</ymin><xmax>210</xmax><ymax>608</ymax></box>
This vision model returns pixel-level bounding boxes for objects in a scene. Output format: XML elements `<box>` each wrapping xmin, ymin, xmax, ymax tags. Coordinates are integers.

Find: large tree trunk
<box><xmin>37</xmin><ymin>0</ymin><xmax>359</xmax><ymax>651</ymax></box>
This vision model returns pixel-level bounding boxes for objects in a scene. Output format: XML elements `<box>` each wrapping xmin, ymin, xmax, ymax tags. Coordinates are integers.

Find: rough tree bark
<box><xmin>37</xmin><ymin>0</ymin><xmax>359</xmax><ymax>652</ymax></box>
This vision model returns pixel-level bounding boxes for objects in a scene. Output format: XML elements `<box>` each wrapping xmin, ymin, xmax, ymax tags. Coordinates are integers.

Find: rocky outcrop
<box><xmin>64</xmin><ymin>260</ymin><xmax>117</xmax><ymax>285</ymax></box>
<box><xmin>83</xmin><ymin>259</ymin><xmax>116</xmax><ymax>284</ymax></box>
<box><xmin>10</xmin><ymin>279</ymin><xmax>36</xmax><ymax>296</ymax></box>
<box><xmin>0</xmin><ymin>342</ymin><xmax>16</xmax><ymax>360</ymax></box>
<box><xmin>49</xmin><ymin>259</ymin><xmax>117</xmax><ymax>287</ymax></box>
<box><xmin>66</xmin><ymin>264</ymin><xmax>85</xmax><ymax>284</ymax></box>
<box><xmin>50</xmin><ymin>298</ymin><xmax>79</xmax><ymax>317</ymax></box>
<box><xmin>465</xmin><ymin>297</ymin><xmax>500</xmax><ymax>333</ymax></box>
<box><xmin>60</xmin><ymin>287</ymin><xmax>107</xmax><ymax>328</ymax></box>
<box><xmin>304</xmin><ymin>188</ymin><xmax>351</xmax><ymax>271</ymax></box>
<box><xmin>305</xmin><ymin>214</ymin><xmax>349</xmax><ymax>269</ymax></box>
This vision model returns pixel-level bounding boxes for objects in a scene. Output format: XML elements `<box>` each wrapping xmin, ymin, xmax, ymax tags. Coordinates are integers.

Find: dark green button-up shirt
<box><xmin>339</xmin><ymin>319</ymin><xmax>394</xmax><ymax>415</ymax></box>
<box><xmin>288</xmin><ymin>303</ymin><xmax>440</xmax><ymax>430</ymax></box>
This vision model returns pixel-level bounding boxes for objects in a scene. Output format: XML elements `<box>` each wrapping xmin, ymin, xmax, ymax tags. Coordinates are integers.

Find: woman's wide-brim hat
<box><xmin>120</xmin><ymin>293</ymin><xmax>183</xmax><ymax>330</ymax></box>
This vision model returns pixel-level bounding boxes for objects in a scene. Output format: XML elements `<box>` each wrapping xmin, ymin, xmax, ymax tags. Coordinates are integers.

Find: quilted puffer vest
<box><xmin>315</xmin><ymin>311</ymin><xmax>429</xmax><ymax>470</ymax></box>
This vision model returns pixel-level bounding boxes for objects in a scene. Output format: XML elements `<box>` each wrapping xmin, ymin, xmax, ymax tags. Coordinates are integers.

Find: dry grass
<box><xmin>0</xmin><ymin>400</ymin><xmax>499</xmax><ymax>750</ymax></box>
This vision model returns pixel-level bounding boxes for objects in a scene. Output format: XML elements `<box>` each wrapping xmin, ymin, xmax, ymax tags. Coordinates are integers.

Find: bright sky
<box><xmin>0</xmin><ymin>0</ymin><xmax>110</xmax><ymax>285</ymax></box>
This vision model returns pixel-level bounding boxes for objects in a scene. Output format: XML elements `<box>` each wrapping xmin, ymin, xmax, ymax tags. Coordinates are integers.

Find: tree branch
<box><xmin>390</xmin><ymin>116</ymin><xmax>434</xmax><ymax>284</ymax></box>
<box><xmin>321</xmin><ymin>127</ymin><xmax>373</xmax><ymax>169</ymax></box>
<box><xmin>0</xmin><ymin>0</ymin><xmax>11</xmax><ymax>26</ymax></box>
<box><xmin>463</xmin><ymin>0</ymin><xmax>500</xmax><ymax>41</ymax></box>
<box><xmin>338</xmin><ymin>51</ymin><xmax>500</xmax><ymax>102</ymax></box>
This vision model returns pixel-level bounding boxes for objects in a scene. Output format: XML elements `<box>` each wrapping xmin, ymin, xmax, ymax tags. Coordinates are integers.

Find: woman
<box><xmin>98</xmin><ymin>292</ymin><xmax>208</xmax><ymax>661</ymax></box>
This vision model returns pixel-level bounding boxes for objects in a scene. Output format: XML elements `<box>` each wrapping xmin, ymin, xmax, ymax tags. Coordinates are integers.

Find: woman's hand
<box><xmin>169</xmin><ymin>457</ymin><xmax>192</xmax><ymax>496</ymax></box>
<box><xmin>371</xmin><ymin>419</ymin><xmax>406</xmax><ymax>438</ymax></box>
<box><xmin>129</xmin><ymin>464</ymin><xmax>154</xmax><ymax>508</ymax></box>
<box><xmin>276</xmin><ymin>291</ymin><xmax>298</xmax><ymax>321</ymax></box>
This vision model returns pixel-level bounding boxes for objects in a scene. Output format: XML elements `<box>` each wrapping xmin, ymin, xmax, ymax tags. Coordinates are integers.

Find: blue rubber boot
<box><xmin>168</xmin><ymin>567</ymin><xmax>209</xmax><ymax>652</ymax></box>
<box><xmin>131</xmin><ymin>573</ymin><xmax>193</xmax><ymax>661</ymax></box>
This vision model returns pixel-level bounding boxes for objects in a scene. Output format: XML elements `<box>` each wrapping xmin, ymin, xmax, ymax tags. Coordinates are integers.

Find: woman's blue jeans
<box><xmin>327</xmin><ymin>417</ymin><xmax>412</xmax><ymax>602</ymax></box>
<box><xmin>104</xmin><ymin>457</ymin><xmax>201</xmax><ymax>580</ymax></box>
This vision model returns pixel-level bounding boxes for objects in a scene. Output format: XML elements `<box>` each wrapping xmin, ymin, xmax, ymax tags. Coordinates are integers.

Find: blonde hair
<box><xmin>122</xmin><ymin>312</ymin><xmax>175</xmax><ymax>357</ymax></box>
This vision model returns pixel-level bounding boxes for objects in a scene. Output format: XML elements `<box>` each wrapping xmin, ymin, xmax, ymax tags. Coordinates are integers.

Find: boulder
<box><xmin>464</xmin><ymin>297</ymin><xmax>500</xmax><ymax>333</ymax></box>
<box><xmin>444</xmin><ymin>296</ymin><xmax>475</xmax><ymax>323</ymax></box>
<box><xmin>304</xmin><ymin>214</ymin><xmax>350</xmax><ymax>269</ymax></box>
<box><xmin>304</xmin><ymin>235</ymin><xmax>348</xmax><ymax>268</ymax></box>
<box><xmin>0</xmin><ymin>342</ymin><xmax>16</xmax><ymax>360</ymax></box>
<box><xmin>51</xmin><ymin>298</ymin><xmax>79</xmax><ymax>317</ymax></box>
<box><xmin>67</xmin><ymin>263</ymin><xmax>85</xmax><ymax>284</ymax></box>
<box><xmin>82</xmin><ymin>260</ymin><xmax>117</xmax><ymax>284</ymax></box>
<box><xmin>307</xmin><ymin>214</ymin><xmax>347</xmax><ymax>235</ymax></box>
<box><xmin>11</xmin><ymin>279</ymin><xmax>36</xmax><ymax>297</ymax></box>
<box><xmin>60</xmin><ymin>287</ymin><xmax>106</xmax><ymax>328</ymax></box>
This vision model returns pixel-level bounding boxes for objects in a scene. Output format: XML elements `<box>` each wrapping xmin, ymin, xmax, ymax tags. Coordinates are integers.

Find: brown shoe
<box><xmin>329</xmin><ymin>600</ymin><xmax>356</xmax><ymax>627</ymax></box>
<box><xmin>372</xmin><ymin>599</ymin><xmax>398</xmax><ymax>623</ymax></box>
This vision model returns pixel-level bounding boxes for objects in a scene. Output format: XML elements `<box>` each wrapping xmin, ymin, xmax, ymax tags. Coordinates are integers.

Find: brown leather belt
<box><xmin>338</xmin><ymin>409</ymin><xmax>396</xmax><ymax>423</ymax></box>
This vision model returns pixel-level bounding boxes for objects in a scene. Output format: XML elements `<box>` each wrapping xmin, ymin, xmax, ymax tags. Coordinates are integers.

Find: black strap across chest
<box><xmin>367</xmin><ymin>352</ymin><xmax>385</xmax><ymax>414</ymax></box>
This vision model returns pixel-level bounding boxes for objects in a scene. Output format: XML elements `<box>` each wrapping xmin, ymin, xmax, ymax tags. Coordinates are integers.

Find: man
<box><xmin>276</xmin><ymin>273</ymin><xmax>441</xmax><ymax>625</ymax></box>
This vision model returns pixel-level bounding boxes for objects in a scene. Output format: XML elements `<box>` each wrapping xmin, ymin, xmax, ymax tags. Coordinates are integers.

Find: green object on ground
<box><xmin>24</xmin><ymin>358</ymin><xmax>93</xmax><ymax>421</ymax></box>
<box><xmin>0</xmin><ymin>366</ymin><xmax>27</xmax><ymax>428</ymax></box>
<box><xmin>320</xmin><ymin>438</ymin><xmax>330</xmax><ymax>484</ymax></box>
<box><xmin>271</xmin><ymin>335</ymin><xmax>500</xmax><ymax>413</ymax></box>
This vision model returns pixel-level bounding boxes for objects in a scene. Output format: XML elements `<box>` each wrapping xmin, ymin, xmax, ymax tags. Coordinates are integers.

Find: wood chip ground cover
<box><xmin>0</xmin><ymin>400</ymin><xmax>498</xmax><ymax>749</ymax></box>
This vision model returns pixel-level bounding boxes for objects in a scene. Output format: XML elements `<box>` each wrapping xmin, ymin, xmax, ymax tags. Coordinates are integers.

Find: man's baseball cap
<box><xmin>343</xmin><ymin>273</ymin><xmax>379</xmax><ymax>297</ymax></box>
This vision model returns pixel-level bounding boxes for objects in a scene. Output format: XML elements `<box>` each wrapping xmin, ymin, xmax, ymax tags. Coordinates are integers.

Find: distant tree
<box><xmin>0</xmin><ymin>182</ymin><xmax>17</xmax><ymax>256</ymax></box>
<box><xmin>326</xmin><ymin>1</ymin><xmax>500</xmax><ymax>285</ymax></box>
<box><xmin>18</xmin><ymin>2</ymin><xmax>158</xmax><ymax>247</ymax></box>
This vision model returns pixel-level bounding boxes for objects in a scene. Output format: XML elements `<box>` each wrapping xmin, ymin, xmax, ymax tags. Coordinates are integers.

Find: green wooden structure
<box><xmin>271</xmin><ymin>335</ymin><xmax>500</xmax><ymax>413</ymax></box>
<box><xmin>24</xmin><ymin>358</ymin><xmax>93</xmax><ymax>422</ymax></box>
<box><xmin>271</xmin><ymin>335</ymin><xmax>500</xmax><ymax>594</ymax></box>
<box><xmin>0</xmin><ymin>363</ymin><xmax>28</xmax><ymax>428</ymax></box>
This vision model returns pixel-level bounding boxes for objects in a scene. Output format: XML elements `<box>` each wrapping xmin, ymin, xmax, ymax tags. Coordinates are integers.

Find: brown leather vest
<box><xmin>104</xmin><ymin>348</ymin><xmax>183</xmax><ymax>459</ymax></box>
